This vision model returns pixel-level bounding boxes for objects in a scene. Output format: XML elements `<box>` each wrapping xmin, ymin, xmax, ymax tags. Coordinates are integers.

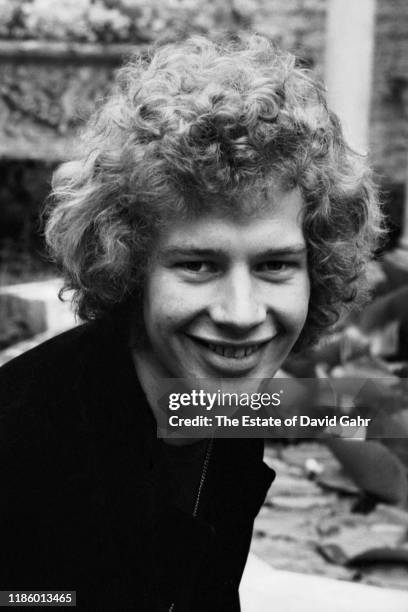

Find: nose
<box><xmin>210</xmin><ymin>267</ymin><xmax>267</xmax><ymax>331</ymax></box>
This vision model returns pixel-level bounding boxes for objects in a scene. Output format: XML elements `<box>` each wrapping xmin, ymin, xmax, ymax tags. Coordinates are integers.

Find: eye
<box><xmin>256</xmin><ymin>261</ymin><xmax>290</xmax><ymax>273</ymax></box>
<box><xmin>177</xmin><ymin>261</ymin><xmax>218</xmax><ymax>275</ymax></box>
<box><xmin>181</xmin><ymin>261</ymin><xmax>208</xmax><ymax>272</ymax></box>
<box><xmin>254</xmin><ymin>260</ymin><xmax>301</xmax><ymax>280</ymax></box>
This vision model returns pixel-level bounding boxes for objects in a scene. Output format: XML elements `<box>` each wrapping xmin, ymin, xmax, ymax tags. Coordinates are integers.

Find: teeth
<box><xmin>206</xmin><ymin>343</ymin><xmax>260</xmax><ymax>359</ymax></box>
<box><xmin>208</xmin><ymin>343</ymin><xmax>225</xmax><ymax>355</ymax></box>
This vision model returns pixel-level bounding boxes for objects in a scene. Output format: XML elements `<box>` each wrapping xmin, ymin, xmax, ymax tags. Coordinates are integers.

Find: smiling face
<box><xmin>134</xmin><ymin>188</ymin><xmax>310</xmax><ymax>381</ymax></box>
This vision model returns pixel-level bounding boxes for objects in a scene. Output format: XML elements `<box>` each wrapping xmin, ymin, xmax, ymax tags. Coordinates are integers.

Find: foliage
<box><xmin>0</xmin><ymin>0</ymin><xmax>254</xmax><ymax>43</ymax></box>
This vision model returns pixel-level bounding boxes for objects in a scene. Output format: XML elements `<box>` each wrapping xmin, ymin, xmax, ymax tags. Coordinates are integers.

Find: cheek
<box><xmin>145</xmin><ymin>271</ymin><xmax>209</xmax><ymax>322</ymax></box>
<box><xmin>292</xmin><ymin>278</ymin><xmax>310</xmax><ymax>328</ymax></box>
<box><xmin>145</xmin><ymin>270</ymin><xmax>173</xmax><ymax>304</ymax></box>
<box><xmin>144</xmin><ymin>277</ymin><xmax>197</xmax><ymax>334</ymax></box>
<box><xmin>267</xmin><ymin>277</ymin><xmax>310</xmax><ymax>330</ymax></box>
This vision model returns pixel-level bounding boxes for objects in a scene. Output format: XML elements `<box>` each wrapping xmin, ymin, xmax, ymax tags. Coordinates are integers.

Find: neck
<box><xmin>131</xmin><ymin>347</ymin><xmax>203</xmax><ymax>446</ymax></box>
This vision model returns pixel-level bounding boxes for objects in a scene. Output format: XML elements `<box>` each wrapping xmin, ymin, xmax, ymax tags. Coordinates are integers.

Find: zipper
<box><xmin>168</xmin><ymin>437</ymin><xmax>214</xmax><ymax>612</ymax></box>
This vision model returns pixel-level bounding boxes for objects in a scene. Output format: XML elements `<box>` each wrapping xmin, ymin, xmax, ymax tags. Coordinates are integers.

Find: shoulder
<box><xmin>0</xmin><ymin>317</ymin><xmax>137</xmax><ymax>459</ymax></box>
<box><xmin>0</xmin><ymin>323</ymin><xmax>97</xmax><ymax>404</ymax></box>
<box><xmin>0</xmin><ymin>316</ymin><xmax>132</xmax><ymax>416</ymax></box>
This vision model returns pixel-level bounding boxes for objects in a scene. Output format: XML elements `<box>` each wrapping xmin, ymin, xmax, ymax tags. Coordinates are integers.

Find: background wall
<box><xmin>1</xmin><ymin>0</ymin><xmax>408</xmax><ymax>278</ymax></box>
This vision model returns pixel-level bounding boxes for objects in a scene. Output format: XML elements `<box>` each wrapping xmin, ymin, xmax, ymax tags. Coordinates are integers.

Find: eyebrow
<box><xmin>159</xmin><ymin>245</ymin><xmax>307</xmax><ymax>258</ymax></box>
<box><xmin>254</xmin><ymin>246</ymin><xmax>307</xmax><ymax>258</ymax></box>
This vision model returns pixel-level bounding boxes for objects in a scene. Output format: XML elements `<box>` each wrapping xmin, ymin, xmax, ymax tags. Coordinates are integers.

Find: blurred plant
<box><xmin>0</xmin><ymin>0</ymin><xmax>259</xmax><ymax>43</ymax></box>
<box><xmin>281</xmin><ymin>270</ymin><xmax>408</xmax><ymax>508</ymax></box>
<box><xmin>0</xmin><ymin>0</ymin><xmax>26</xmax><ymax>39</ymax></box>
<box><xmin>22</xmin><ymin>0</ymin><xmax>91</xmax><ymax>42</ymax></box>
<box><xmin>87</xmin><ymin>1</ymin><xmax>131</xmax><ymax>43</ymax></box>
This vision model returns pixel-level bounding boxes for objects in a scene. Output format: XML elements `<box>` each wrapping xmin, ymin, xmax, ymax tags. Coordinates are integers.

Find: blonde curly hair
<box><xmin>45</xmin><ymin>34</ymin><xmax>383</xmax><ymax>348</ymax></box>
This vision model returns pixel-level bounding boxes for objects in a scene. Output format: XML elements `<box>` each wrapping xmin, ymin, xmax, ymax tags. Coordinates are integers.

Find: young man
<box><xmin>0</xmin><ymin>35</ymin><xmax>381</xmax><ymax>611</ymax></box>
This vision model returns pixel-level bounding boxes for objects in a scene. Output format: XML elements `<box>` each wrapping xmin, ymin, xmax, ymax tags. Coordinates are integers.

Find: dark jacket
<box><xmin>0</xmin><ymin>320</ymin><xmax>275</xmax><ymax>611</ymax></box>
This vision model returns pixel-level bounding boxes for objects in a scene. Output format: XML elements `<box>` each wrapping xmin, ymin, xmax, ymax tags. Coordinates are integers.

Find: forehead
<box><xmin>155</xmin><ymin>188</ymin><xmax>305</xmax><ymax>254</ymax></box>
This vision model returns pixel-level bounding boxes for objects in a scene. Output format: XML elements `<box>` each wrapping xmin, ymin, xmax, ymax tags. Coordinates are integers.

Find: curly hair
<box><xmin>45</xmin><ymin>34</ymin><xmax>383</xmax><ymax>348</ymax></box>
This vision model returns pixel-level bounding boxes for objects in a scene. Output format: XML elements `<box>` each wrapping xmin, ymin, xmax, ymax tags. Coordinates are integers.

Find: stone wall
<box><xmin>0</xmin><ymin>0</ymin><xmax>329</xmax><ymax>162</ymax></box>
<box><xmin>255</xmin><ymin>0</ymin><xmax>408</xmax><ymax>187</ymax></box>
<box><xmin>0</xmin><ymin>42</ymin><xmax>138</xmax><ymax>161</ymax></box>
<box><xmin>0</xmin><ymin>0</ymin><xmax>407</xmax><ymax>184</ymax></box>
<box><xmin>370</xmin><ymin>0</ymin><xmax>408</xmax><ymax>184</ymax></box>
<box><xmin>248</xmin><ymin>0</ymin><xmax>327</xmax><ymax>71</ymax></box>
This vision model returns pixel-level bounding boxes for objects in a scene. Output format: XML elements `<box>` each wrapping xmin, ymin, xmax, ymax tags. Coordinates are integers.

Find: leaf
<box><xmin>347</xmin><ymin>547</ymin><xmax>408</xmax><ymax>566</ymax></box>
<box><xmin>369</xmin><ymin>321</ymin><xmax>400</xmax><ymax>357</ymax></box>
<box><xmin>330</xmin><ymin>355</ymin><xmax>400</xmax><ymax>380</ymax></box>
<box><xmin>317</xmin><ymin>473</ymin><xmax>360</xmax><ymax>495</ymax></box>
<box><xmin>324</xmin><ymin>438</ymin><xmax>408</xmax><ymax>505</ymax></box>
<box><xmin>358</xmin><ymin>287</ymin><xmax>408</xmax><ymax>334</ymax></box>
<box><xmin>316</xmin><ymin>543</ymin><xmax>348</xmax><ymax>565</ymax></box>
<box><xmin>367</xmin><ymin>409</ymin><xmax>408</xmax><ymax>469</ymax></box>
